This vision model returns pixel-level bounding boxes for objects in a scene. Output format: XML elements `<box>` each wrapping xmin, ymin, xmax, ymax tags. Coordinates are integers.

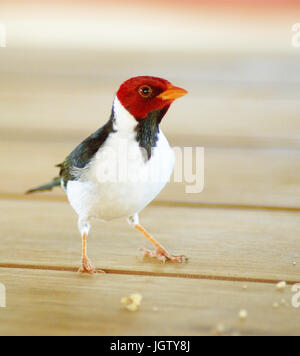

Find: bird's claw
<box><xmin>139</xmin><ymin>247</ymin><xmax>188</xmax><ymax>264</ymax></box>
<box><xmin>78</xmin><ymin>257</ymin><xmax>105</xmax><ymax>274</ymax></box>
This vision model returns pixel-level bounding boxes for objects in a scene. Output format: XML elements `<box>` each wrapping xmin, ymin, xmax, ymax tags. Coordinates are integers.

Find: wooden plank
<box><xmin>2</xmin><ymin>86</ymin><xmax>300</xmax><ymax>145</ymax></box>
<box><xmin>0</xmin><ymin>268</ymin><xmax>298</xmax><ymax>336</ymax></box>
<box><xmin>1</xmin><ymin>140</ymin><xmax>300</xmax><ymax>208</ymax></box>
<box><xmin>0</xmin><ymin>55</ymin><xmax>300</xmax><ymax>147</ymax></box>
<box><xmin>0</xmin><ymin>199</ymin><xmax>299</xmax><ymax>282</ymax></box>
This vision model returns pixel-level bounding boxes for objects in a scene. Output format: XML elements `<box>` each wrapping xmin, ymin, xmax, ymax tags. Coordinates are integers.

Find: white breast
<box><xmin>66</xmin><ymin>98</ymin><xmax>175</xmax><ymax>221</ymax></box>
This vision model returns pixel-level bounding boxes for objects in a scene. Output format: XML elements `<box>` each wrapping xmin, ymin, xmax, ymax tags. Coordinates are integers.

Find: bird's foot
<box><xmin>140</xmin><ymin>247</ymin><xmax>188</xmax><ymax>264</ymax></box>
<box><xmin>78</xmin><ymin>257</ymin><xmax>105</xmax><ymax>274</ymax></box>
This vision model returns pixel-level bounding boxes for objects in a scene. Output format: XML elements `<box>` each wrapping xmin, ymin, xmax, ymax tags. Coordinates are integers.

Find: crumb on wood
<box><xmin>212</xmin><ymin>323</ymin><xmax>225</xmax><ymax>336</ymax></box>
<box><xmin>276</xmin><ymin>281</ymin><xmax>286</xmax><ymax>292</ymax></box>
<box><xmin>280</xmin><ymin>298</ymin><xmax>288</xmax><ymax>306</ymax></box>
<box><xmin>239</xmin><ymin>309</ymin><xmax>248</xmax><ymax>320</ymax></box>
<box><xmin>121</xmin><ymin>293</ymin><xmax>143</xmax><ymax>312</ymax></box>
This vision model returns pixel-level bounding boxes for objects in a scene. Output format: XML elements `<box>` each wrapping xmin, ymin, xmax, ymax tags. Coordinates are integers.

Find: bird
<box><xmin>27</xmin><ymin>76</ymin><xmax>188</xmax><ymax>273</ymax></box>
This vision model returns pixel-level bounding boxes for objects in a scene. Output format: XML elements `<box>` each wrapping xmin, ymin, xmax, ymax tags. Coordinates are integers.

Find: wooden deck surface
<box><xmin>0</xmin><ymin>48</ymin><xmax>300</xmax><ymax>336</ymax></box>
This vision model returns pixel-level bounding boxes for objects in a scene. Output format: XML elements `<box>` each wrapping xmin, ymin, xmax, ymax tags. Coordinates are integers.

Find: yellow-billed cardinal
<box><xmin>27</xmin><ymin>76</ymin><xmax>188</xmax><ymax>273</ymax></box>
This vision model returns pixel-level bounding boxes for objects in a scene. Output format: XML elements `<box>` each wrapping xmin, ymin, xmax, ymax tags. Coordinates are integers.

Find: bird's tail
<box><xmin>26</xmin><ymin>177</ymin><xmax>61</xmax><ymax>194</ymax></box>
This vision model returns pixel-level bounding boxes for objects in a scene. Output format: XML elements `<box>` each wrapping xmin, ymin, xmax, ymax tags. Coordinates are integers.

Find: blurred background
<box><xmin>0</xmin><ymin>0</ymin><xmax>300</xmax><ymax>206</ymax></box>
<box><xmin>1</xmin><ymin>2</ymin><xmax>300</xmax><ymax>336</ymax></box>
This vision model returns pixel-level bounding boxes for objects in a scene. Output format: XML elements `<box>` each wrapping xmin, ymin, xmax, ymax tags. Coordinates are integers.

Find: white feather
<box><xmin>66</xmin><ymin>97</ymin><xmax>175</xmax><ymax>224</ymax></box>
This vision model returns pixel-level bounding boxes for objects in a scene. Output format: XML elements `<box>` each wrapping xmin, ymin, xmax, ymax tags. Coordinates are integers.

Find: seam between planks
<box><xmin>0</xmin><ymin>263</ymin><xmax>298</xmax><ymax>285</ymax></box>
<box><xmin>1</xmin><ymin>192</ymin><xmax>300</xmax><ymax>213</ymax></box>
<box><xmin>1</xmin><ymin>193</ymin><xmax>299</xmax><ymax>285</ymax></box>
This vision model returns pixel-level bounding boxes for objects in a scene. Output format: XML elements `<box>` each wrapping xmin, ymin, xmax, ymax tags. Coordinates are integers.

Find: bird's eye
<box><xmin>138</xmin><ymin>85</ymin><xmax>153</xmax><ymax>98</ymax></box>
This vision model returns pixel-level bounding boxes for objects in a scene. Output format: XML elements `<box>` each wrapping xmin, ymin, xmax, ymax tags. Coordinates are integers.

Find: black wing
<box><xmin>58</xmin><ymin>110</ymin><xmax>115</xmax><ymax>185</ymax></box>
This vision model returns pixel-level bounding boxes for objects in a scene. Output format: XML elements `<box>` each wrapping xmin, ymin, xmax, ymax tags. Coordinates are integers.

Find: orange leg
<box><xmin>78</xmin><ymin>233</ymin><xmax>105</xmax><ymax>274</ymax></box>
<box><xmin>135</xmin><ymin>224</ymin><xmax>188</xmax><ymax>263</ymax></box>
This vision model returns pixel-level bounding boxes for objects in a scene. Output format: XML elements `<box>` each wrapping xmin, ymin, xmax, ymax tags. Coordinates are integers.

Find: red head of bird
<box><xmin>117</xmin><ymin>76</ymin><xmax>188</xmax><ymax>120</ymax></box>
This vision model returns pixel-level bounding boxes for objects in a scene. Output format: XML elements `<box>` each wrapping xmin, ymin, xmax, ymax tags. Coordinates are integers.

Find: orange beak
<box><xmin>157</xmin><ymin>84</ymin><xmax>188</xmax><ymax>101</ymax></box>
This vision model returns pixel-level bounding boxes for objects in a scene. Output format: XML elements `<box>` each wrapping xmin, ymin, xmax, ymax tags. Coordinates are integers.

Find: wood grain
<box><xmin>0</xmin><ymin>199</ymin><xmax>299</xmax><ymax>282</ymax></box>
<box><xmin>1</xmin><ymin>46</ymin><xmax>300</xmax><ymax>336</ymax></box>
<box><xmin>0</xmin><ymin>52</ymin><xmax>300</xmax><ymax>148</ymax></box>
<box><xmin>0</xmin><ymin>268</ymin><xmax>298</xmax><ymax>336</ymax></box>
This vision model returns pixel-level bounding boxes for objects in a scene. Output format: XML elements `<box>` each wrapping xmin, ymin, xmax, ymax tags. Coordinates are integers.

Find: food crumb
<box><xmin>152</xmin><ymin>307</ymin><xmax>159</xmax><ymax>312</ymax></box>
<box><xmin>292</xmin><ymin>261</ymin><xmax>296</xmax><ymax>266</ymax></box>
<box><xmin>121</xmin><ymin>293</ymin><xmax>143</xmax><ymax>312</ymax></box>
<box><xmin>272</xmin><ymin>302</ymin><xmax>279</xmax><ymax>309</ymax></box>
<box><xmin>242</xmin><ymin>285</ymin><xmax>248</xmax><ymax>290</ymax></box>
<box><xmin>276</xmin><ymin>281</ymin><xmax>286</xmax><ymax>292</ymax></box>
<box><xmin>212</xmin><ymin>323</ymin><xmax>225</xmax><ymax>336</ymax></box>
<box><xmin>239</xmin><ymin>309</ymin><xmax>248</xmax><ymax>320</ymax></box>
<box><xmin>280</xmin><ymin>298</ymin><xmax>288</xmax><ymax>306</ymax></box>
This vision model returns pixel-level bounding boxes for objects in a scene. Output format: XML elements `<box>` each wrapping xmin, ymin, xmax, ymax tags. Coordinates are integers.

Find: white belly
<box><xmin>66</xmin><ymin>130</ymin><xmax>174</xmax><ymax>221</ymax></box>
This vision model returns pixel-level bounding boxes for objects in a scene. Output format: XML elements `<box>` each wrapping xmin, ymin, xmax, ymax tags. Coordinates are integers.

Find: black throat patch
<box><xmin>135</xmin><ymin>106</ymin><xmax>169</xmax><ymax>161</ymax></box>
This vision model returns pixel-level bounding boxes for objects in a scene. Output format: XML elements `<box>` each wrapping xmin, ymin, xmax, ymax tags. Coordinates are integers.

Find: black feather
<box><xmin>58</xmin><ymin>107</ymin><xmax>116</xmax><ymax>186</ymax></box>
<box><xmin>26</xmin><ymin>108</ymin><xmax>115</xmax><ymax>194</ymax></box>
<box><xmin>26</xmin><ymin>177</ymin><xmax>61</xmax><ymax>194</ymax></box>
<box><xmin>135</xmin><ymin>105</ymin><xmax>170</xmax><ymax>160</ymax></box>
